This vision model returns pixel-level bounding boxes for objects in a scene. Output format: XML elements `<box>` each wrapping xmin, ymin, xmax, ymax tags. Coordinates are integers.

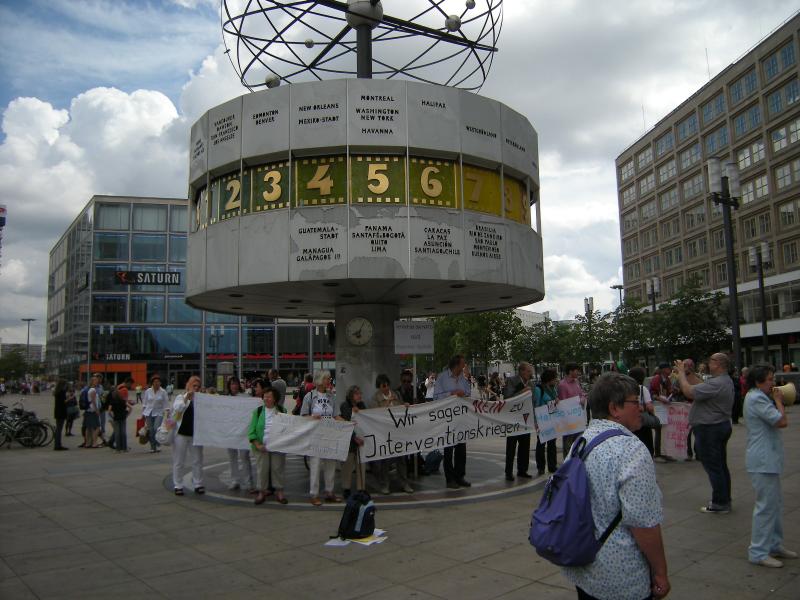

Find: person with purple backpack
<box><xmin>559</xmin><ymin>372</ymin><xmax>670</xmax><ymax>599</ymax></box>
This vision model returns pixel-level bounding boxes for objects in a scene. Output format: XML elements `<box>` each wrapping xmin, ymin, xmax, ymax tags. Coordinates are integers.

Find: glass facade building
<box><xmin>46</xmin><ymin>195</ymin><xmax>334</xmax><ymax>388</ymax></box>
<box><xmin>615</xmin><ymin>15</ymin><xmax>800</xmax><ymax>367</ymax></box>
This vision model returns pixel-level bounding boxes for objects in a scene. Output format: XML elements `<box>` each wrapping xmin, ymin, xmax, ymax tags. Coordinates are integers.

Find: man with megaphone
<box><xmin>743</xmin><ymin>364</ymin><xmax>795</xmax><ymax>568</ymax></box>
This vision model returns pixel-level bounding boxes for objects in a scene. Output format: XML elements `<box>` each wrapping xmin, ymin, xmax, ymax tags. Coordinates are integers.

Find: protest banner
<box><xmin>534</xmin><ymin>396</ymin><xmax>586</xmax><ymax>443</ymax></box>
<box><xmin>653</xmin><ymin>402</ymin><xmax>669</xmax><ymax>425</ymax></box>
<box><xmin>354</xmin><ymin>390</ymin><xmax>533</xmax><ymax>463</ymax></box>
<box><xmin>662</xmin><ymin>402</ymin><xmax>691</xmax><ymax>457</ymax></box>
<box><xmin>266</xmin><ymin>414</ymin><xmax>353</xmax><ymax>461</ymax></box>
<box><xmin>193</xmin><ymin>393</ymin><xmax>260</xmax><ymax>450</ymax></box>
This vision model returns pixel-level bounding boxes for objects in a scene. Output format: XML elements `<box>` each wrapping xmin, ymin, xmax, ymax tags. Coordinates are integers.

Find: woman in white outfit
<box><xmin>300</xmin><ymin>369</ymin><xmax>342</xmax><ymax>506</ymax></box>
<box><xmin>171</xmin><ymin>375</ymin><xmax>204</xmax><ymax>496</ymax></box>
<box><xmin>142</xmin><ymin>374</ymin><xmax>169</xmax><ymax>453</ymax></box>
<box><xmin>225</xmin><ymin>376</ymin><xmax>254</xmax><ymax>492</ymax></box>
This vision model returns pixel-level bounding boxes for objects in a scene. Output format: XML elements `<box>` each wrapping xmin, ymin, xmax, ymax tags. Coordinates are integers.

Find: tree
<box><xmin>0</xmin><ymin>349</ymin><xmax>27</xmax><ymax>380</ymax></box>
<box><xmin>654</xmin><ymin>276</ymin><xmax>730</xmax><ymax>361</ymax></box>
<box><xmin>611</xmin><ymin>298</ymin><xmax>653</xmax><ymax>364</ymax></box>
<box><xmin>433</xmin><ymin>309</ymin><xmax>522</xmax><ymax>372</ymax></box>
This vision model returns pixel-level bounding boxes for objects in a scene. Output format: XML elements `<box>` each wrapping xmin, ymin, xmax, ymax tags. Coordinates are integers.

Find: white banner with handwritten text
<box><xmin>534</xmin><ymin>396</ymin><xmax>586</xmax><ymax>443</ymax></box>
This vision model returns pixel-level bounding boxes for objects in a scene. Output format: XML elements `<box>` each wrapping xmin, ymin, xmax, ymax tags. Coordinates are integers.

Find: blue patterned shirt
<box><xmin>562</xmin><ymin>419</ymin><xmax>663</xmax><ymax>600</ymax></box>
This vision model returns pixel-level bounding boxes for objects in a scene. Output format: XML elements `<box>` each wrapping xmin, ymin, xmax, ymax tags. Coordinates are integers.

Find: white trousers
<box><xmin>309</xmin><ymin>456</ymin><xmax>337</xmax><ymax>497</ymax></box>
<box><xmin>172</xmin><ymin>434</ymin><xmax>204</xmax><ymax>490</ymax></box>
<box><xmin>227</xmin><ymin>448</ymin><xmax>253</xmax><ymax>487</ymax></box>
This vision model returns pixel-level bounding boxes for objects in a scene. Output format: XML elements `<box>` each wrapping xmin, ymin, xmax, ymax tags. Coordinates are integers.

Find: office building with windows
<box><xmin>46</xmin><ymin>195</ymin><xmax>334</xmax><ymax>388</ymax></box>
<box><xmin>615</xmin><ymin>13</ymin><xmax>800</xmax><ymax>367</ymax></box>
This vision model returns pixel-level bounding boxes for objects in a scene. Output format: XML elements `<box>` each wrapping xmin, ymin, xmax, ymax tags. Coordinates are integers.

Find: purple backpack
<box><xmin>529</xmin><ymin>429</ymin><xmax>628</xmax><ymax>566</ymax></box>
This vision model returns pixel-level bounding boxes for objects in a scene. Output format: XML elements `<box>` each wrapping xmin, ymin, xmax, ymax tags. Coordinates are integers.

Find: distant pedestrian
<box><xmin>143</xmin><ymin>375</ymin><xmax>168</xmax><ymax>453</ymax></box>
<box><xmin>52</xmin><ymin>378</ymin><xmax>69</xmax><ymax>451</ymax></box>
<box><xmin>172</xmin><ymin>375</ymin><xmax>204</xmax><ymax>496</ymax></box>
<box><xmin>503</xmin><ymin>361</ymin><xmax>534</xmax><ymax>481</ymax></box>
<box><xmin>434</xmin><ymin>355</ymin><xmax>472</xmax><ymax>489</ymax></box>
<box><xmin>744</xmin><ymin>364</ymin><xmax>796</xmax><ymax>568</ymax></box>
<box><xmin>268</xmin><ymin>369</ymin><xmax>287</xmax><ymax>407</ymax></box>
<box><xmin>558</xmin><ymin>362</ymin><xmax>587</xmax><ymax>458</ymax></box>
<box><xmin>226</xmin><ymin>376</ymin><xmax>254</xmax><ymax>492</ymax></box>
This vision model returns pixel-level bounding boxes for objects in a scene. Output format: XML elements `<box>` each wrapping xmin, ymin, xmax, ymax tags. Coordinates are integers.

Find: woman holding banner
<box><xmin>533</xmin><ymin>368</ymin><xmax>559</xmax><ymax>476</ymax></box>
<box><xmin>629</xmin><ymin>367</ymin><xmax>656</xmax><ymax>456</ymax></box>
<box><xmin>371</xmin><ymin>374</ymin><xmax>414</xmax><ymax>494</ymax></box>
<box><xmin>249</xmin><ymin>388</ymin><xmax>288</xmax><ymax>505</ymax></box>
<box><xmin>171</xmin><ymin>375</ymin><xmax>204</xmax><ymax>496</ymax></box>
<box><xmin>340</xmin><ymin>385</ymin><xmax>367</xmax><ymax>499</ymax></box>
<box><xmin>225</xmin><ymin>376</ymin><xmax>255</xmax><ymax>493</ymax></box>
<box><xmin>300</xmin><ymin>370</ymin><xmax>342</xmax><ymax>506</ymax></box>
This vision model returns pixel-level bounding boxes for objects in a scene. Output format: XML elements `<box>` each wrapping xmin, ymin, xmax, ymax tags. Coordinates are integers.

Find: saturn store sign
<box><xmin>115</xmin><ymin>271</ymin><xmax>181</xmax><ymax>286</ymax></box>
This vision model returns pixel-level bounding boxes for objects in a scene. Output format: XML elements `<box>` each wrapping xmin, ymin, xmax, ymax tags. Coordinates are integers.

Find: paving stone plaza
<box><xmin>0</xmin><ymin>392</ymin><xmax>798</xmax><ymax>599</ymax></box>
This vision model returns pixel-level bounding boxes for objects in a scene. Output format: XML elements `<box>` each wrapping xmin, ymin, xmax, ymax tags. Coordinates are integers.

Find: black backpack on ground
<box><xmin>337</xmin><ymin>490</ymin><xmax>376</xmax><ymax>540</ymax></box>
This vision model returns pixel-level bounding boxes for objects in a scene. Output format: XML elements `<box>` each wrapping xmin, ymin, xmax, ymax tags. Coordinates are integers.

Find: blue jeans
<box><xmin>748</xmin><ymin>472</ymin><xmax>783</xmax><ymax>561</ymax></box>
<box><xmin>693</xmin><ymin>421</ymin><xmax>732</xmax><ymax>507</ymax></box>
<box><xmin>112</xmin><ymin>417</ymin><xmax>127</xmax><ymax>451</ymax></box>
<box><xmin>146</xmin><ymin>415</ymin><xmax>163</xmax><ymax>451</ymax></box>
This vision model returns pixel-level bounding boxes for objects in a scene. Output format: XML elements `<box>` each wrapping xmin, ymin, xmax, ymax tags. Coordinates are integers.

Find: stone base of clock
<box><xmin>335</xmin><ymin>304</ymin><xmax>402</xmax><ymax>403</ymax></box>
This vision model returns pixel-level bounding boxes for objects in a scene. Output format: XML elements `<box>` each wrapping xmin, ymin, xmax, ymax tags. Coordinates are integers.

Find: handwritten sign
<box><xmin>662</xmin><ymin>402</ymin><xmax>691</xmax><ymax>458</ymax></box>
<box><xmin>394</xmin><ymin>320</ymin><xmax>434</xmax><ymax>354</ymax></box>
<box><xmin>653</xmin><ymin>402</ymin><xmax>669</xmax><ymax>425</ymax></box>
<box><xmin>193</xmin><ymin>393</ymin><xmax>261</xmax><ymax>450</ymax></box>
<box><xmin>266</xmin><ymin>414</ymin><xmax>353</xmax><ymax>461</ymax></box>
<box><xmin>534</xmin><ymin>396</ymin><xmax>586</xmax><ymax>443</ymax></box>
<box><xmin>354</xmin><ymin>390</ymin><xmax>533</xmax><ymax>463</ymax></box>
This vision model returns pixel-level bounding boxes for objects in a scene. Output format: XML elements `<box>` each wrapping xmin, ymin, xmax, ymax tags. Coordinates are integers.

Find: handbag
<box><xmin>639</xmin><ymin>387</ymin><xmax>661</xmax><ymax>429</ymax></box>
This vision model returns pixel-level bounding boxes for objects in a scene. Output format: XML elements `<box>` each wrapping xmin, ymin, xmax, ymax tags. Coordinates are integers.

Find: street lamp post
<box><xmin>707</xmin><ymin>159</ymin><xmax>742</xmax><ymax>374</ymax></box>
<box><xmin>21</xmin><ymin>318</ymin><xmax>36</xmax><ymax>371</ymax></box>
<box><xmin>749</xmin><ymin>242</ymin><xmax>771</xmax><ymax>362</ymax></box>
<box><xmin>584</xmin><ymin>296</ymin><xmax>594</xmax><ymax>363</ymax></box>
<box><xmin>610</xmin><ymin>284</ymin><xmax>624</xmax><ymax>306</ymax></box>
<box><xmin>646</xmin><ymin>277</ymin><xmax>660</xmax><ymax>314</ymax></box>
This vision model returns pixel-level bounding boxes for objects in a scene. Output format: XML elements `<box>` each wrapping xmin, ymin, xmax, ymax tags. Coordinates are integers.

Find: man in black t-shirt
<box><xmin>108</xmin><ymin>377</ymin><xmax>133</xmax><ymax>452</ymax></box>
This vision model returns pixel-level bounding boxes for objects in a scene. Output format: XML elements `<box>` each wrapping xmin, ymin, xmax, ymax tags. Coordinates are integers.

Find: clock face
<box><xmin>345</xmin><ymin>317</ymin><xmax>373</xmax><ymax>346</ymax></box>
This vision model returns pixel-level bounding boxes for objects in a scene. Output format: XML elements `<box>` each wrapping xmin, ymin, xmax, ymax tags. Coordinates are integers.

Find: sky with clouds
<box><xmin>0</xmin><ymin>0</ymin><xmax>796</xmax><ymax>346</ymax></box>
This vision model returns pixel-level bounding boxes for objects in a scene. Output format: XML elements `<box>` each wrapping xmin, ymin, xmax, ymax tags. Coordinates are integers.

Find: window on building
<box><xmin>624</xmin><ymin>261</ymin><xmax>641</xmax><ymax>280</ymax></box>
<box><xmin>130</xmin><ymin>295</ymin><xmax>165</xmax><ymax>323</ymax></box>
<box><xmin>680</xmin><ymin>143</ymin><xmax>701</xmax><ymax>170</ymax></box>
<box><xmin>730</xmin><ymin>69</ymin><xmax>758</xmax><ymax>106</ymax></box>
<box><xmin>95</xmin><ymin>203</ymin><xmax>130</xmax><ymax>230</ymax></box>
<box><xmin>743</xmin><ymin>212</ymin><xmax>771</xmax><ymax>240</ymax></box>
<box><xmin>637</xmin><ymin>147</ymin><xmax>653</xmax><ymax>170</ymax></box>
<box><xmin>93</xmin><ymin>233</ymin><xmax>128</xmax><ymax>260</ymax></box>
<box><xmin>640</xmin><ymin>200</ymin><xmax>657</xmax><ymax>223</ymax></box>
<box><xmin>755</xmin><ymin>174</ymin><xmax>769</xmax><ymax>199</ymax></box>
<box><xmin>93</xmin><ymin>263</ymin><xmax>128</xmax><ymax>291</ymax></box>
<box><xmin>758</xmin><ymin>212</ymin><xmax>771</xmax><ymax>235</ymax></box>
<box><xmin>659</xmin><ymin>187</ymin><xmax>679</xmax><ymax>212</ymax></box>
<box><xmin>712</xmin><ymin>228</ymin><xmax>726</xmax><ymax>252</ymax></box>
<box><xmin>779</xmin><ymin>199</ymin><xmax>799</xmax><ymax>229</ymax></box>
<box><xmin>702</xmin><ymin>92</ymin><xmax>726</xmax><ymax>125</ymax></box>
<box><xmin>741</xmin><ymin>179</ymin><xmax>755</xmax><ymax>204</ymax></box>
<box><xmin>658</xmin><ymin>159</ymin><xmax>676</xmax><ymax>184</ymax></box>
<box><xmin>664</xmin><ymin>244</ymin><xmax>683</xmax><ymax>267</ymax></box>
<box><xmin>167</xmin><ymin>266</ymin><xmax>185</xmax><ymax>293</ymax></box>
<box><xmin>664</xmin><ymin>274</ymin><xmax>683</xmax><ymax>298</ymax></box>
<box><xmin>641</xmin><ymin>227</ymin><xmax>658</xmax><ymax>249</ymax></box>
<box><xmin>783</xmin><ymin>239</ymin><xmax>799</xmax><ymax>268</ymax></box>
<box><xmin>655</xmin><ymin>131</ymin><xmax>674</xmax><ymax>158</ymax></box>
<box><xmin>643</xmin><ymin>254</ymin><xmax>660</xmax><ymax>275</ymax></box>
<box><xmin>169</xmin><ymin>235</ymin><xmax>187</xmax><ymax>262</ymax></box>
<box><xmin>622</xmin><ymin>210</ymin><xmax>638</xmax><ymax>232</ymax></box>
<box><xmin>661</xmin><ymin>216</ymin><xmax>680</xmax><ymax>240</ymax></box>
<box><xmin>732</xmin><ymin>104</ymin><xmax>761</xmax><ymax>138</ymax></box>
<box><xmin>621</xmin><ymin>185</ymin><xmax>636</xmax><ymax>207</ymax></box>
<box><xmin>639</xmin><ymin>173</ymin><xmax>656</xmax><ymax>196</ymax></box>
<box><xmin>167</xmin><ymin>297</ymin><xmax>202</xmax><ymax>323</ymax></box>
<box><xmin>763</xmin><ymin>41</ymin><xmax>796</xmax><ymax>82</ymax></box>
<box><xmin>243</xmin><ymin>326</ymin><xmax>276</xmax><ymax>355</ymax></box>
<box><xmin>620</xmin><ymin>160</ymin><xmax>635</xmax><ymax>182</ymax></box>
<box><xmin>705</xmin><ymin>125</ymin><xmax>729</xmax><ymax>154</ymax></box>
<box><xmin>686</xmin><ymin>235</ymin><xmax>708</xmax><ymax>259</ymax></box>
<box><xmin>131</xmin><ymin>234</ymin><xmax>167</xmax><ymax>261</ymax></box>
<box><xmin>736</xmin><ymin>140</ymin><xmax>764</xmax><ymax>169</ymax></box>
<box><xmin>624</xmin><ymin>236</ymin><xmax>639</xmax><ymax>257</ymax></box>
<box><xmin>170</xmin><ymin>205</ymin><xmax>188</xmax><ymax>233</ymax></box>
<box><xmin>132</xmin><ymin>204</ymin><xmax>168</xmax><ymax>231</ymax></box>
<box><xmin>771</xmin><ymin>118</ymin><xmax>800</xmax><ymax>153</ymax></box>
<box><xmin>677</xmin><ymin>113</ymin><xmax>698</xmax><ymax>142</ymax></box>
<box><xmin>682</xmin><ymin>173</ymin><xmax>704</xmax><ymax>200</ymax></box>
<box><xmin>767</xmin><ymin>78</ymin><xmax>800</xmax><ymax>117</ymax></box>
<box><xmin>92</xmin><ymin>295</ymin><xmax>127</xmax><ymax>322</ymax></box>
<box><xmin>715</xmin><ymin>261</ymin><xmax>728</xmax><ymax>285</ymax></box>
<box><xmin>206</xmin><ymin>311</ymin><xmax>239</xmax><ymax>324</ymax></box>
<box><xmin>688</xmin><ymin>267</ymin><xmax>710</xmax><ymax>288</ymax></box>
<box><xmin>684</xmin><ymin>203</ymin><xmax>706</xmax><ymax>230</ymax></box>
<box><xmin>776</xmin><ymin>162</ymin><xmax>793</xmax><ymax>189</ymax></box>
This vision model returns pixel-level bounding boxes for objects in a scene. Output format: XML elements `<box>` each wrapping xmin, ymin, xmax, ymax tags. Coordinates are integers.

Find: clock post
<box><xmin>335</xmin><ymin>304</ymin><xmax>401</xmax><ymax>401</ymax></box>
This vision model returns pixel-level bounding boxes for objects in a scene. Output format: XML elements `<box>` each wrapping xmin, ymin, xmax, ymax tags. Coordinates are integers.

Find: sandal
<box><xmin>276</xmin><ymin>493</ymin><xmax>288</xmax><ymax>505</ymax></box>
<box><xmin>174</xmin><ymin>488</ymin><xmax>184</xmax><ymax>496</ymax></box>
<box><xmin>254</xmin><ymin>492</ymin><xmax>266</xmax><ymax>505</ymax></box>
<box><xmin>324</xmin><ymin>493</ymin><xmax>342</xmax><ymax>503</ymax></box>
<box><xmin>310</xmin><ymin>496</ymin><xmax>322</xmax><ymax>506</ymax></box>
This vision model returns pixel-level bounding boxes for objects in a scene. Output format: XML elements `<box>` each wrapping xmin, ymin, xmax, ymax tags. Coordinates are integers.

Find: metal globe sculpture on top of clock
<box><xmin>186</xmin><ymin>0</ymin><xmax>543</xmax><ymax>397</ymax></box>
